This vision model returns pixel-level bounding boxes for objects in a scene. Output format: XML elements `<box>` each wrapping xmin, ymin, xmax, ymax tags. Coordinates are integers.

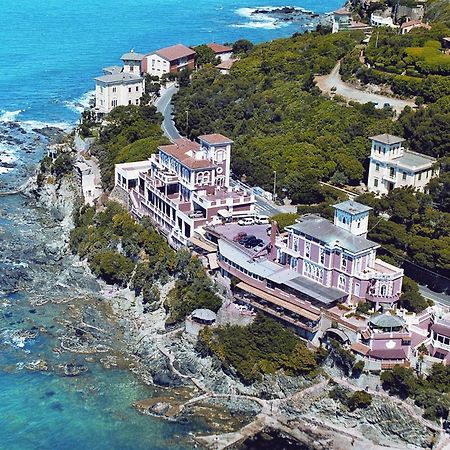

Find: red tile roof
<box><xmin>334</xmin><ymin>7</ymin><xmax>351</xmax><ymax>15</ymax></box>
<box><xmin>198</xmin><ymin>134</ymin><xmax>233</xmax><ymax>145</ymax></box>
<box><xmin>159</xmin><ymin>138</ymin><xmax>216</xmax><ymax>170</ymax></box>
<box><xmin>351</xmin><ymin>342</ymin><xmax>370</xmax><ymax>356</ymax></box>
<box><xmin>400</xmin><ymin>19</ymin><xmax>429</xmax><ymax>29</ymax></box>
<box><xmin>217</xmin><ymin>59</ymin><xmax>237</xmax><ymax>70</ymax></box>
<box><xmin>154</xmin><ymin>44</ymin><xmax>196</xmax><ymax>62</ymax></box>
<box><xmin>207</xmin><ymin>43</ymin><xmax>233</xmax><ymax>54</ymax></box>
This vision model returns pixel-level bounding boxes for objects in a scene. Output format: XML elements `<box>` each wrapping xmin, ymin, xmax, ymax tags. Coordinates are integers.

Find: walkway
<box><xmin>315</xmin><ymin>62</ymin><xmax>415</xmax><ymax>115</ymax></box>
<box><xmin>155</xmin><ymin>83</ymin><xmax>181</xmax><ymax>142</ymax></box>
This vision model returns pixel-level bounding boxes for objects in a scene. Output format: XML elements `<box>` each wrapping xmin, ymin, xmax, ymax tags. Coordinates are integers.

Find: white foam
<box><xmin>233</xmin><ymin>6</ymin><xmax>294</xmax><ymax>30</ymax></box>
<box><xmin>21</xmin><ymin>119</ymin><xmax>74</xmax><ymax>133</ymax></box>
<box><xmin>64</xmin><ymin>90</ymin><xmax>95</xmax><ymax>114</ymax></box>
<box><xmin>0</xmin><ymin>110</ymin><xmax>23</xmax><ymax>123</ymax></box>
<box><xmin>0</xmin><ymin>142</ymin><xmax>18</xmax><ymax>175</ymax></box>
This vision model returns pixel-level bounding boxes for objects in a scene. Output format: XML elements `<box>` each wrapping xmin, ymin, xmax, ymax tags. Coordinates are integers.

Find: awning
<box><xmin>236</xmin><ymin>282</ymin><xmax>320</xmax><ymax>321</ymax></box>
<box><xmin>189</xmin><ymin>236</ymin><xmax>217</xmax><ymax>253</ymax></box>
<box><xmin>207</xmin><ymin>253</ymin><xmax>219</xmax><ymax>270</ymax></box>
<box><xmin>217</xmin><ymin>209</ymin><xmax>232</xmax><ymax>218</ymax></box>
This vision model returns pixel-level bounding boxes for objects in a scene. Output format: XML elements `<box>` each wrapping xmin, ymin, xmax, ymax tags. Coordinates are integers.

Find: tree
<box><xmin>232</xmin><ymin>39</ymin><xmax>253</xmax><ymax>55</ymax></box>
<box><xmin>194</xmin><ymin>44</ymin><xmax>219</xmax><ymax>67</ymax></box>
<box><xmin>380</xmin><ymin>366</ymin><xmax>417</xmax><ymax>399</ymax></box>
<box><xmin>400</xmin><ymin>276</ymin><xmax>432</xmax><ymax>313</ymax></box>
<box><xmin>53</xmin><ymin>153</ymin><xmax>74</xmax><ymax>178</ymax></box>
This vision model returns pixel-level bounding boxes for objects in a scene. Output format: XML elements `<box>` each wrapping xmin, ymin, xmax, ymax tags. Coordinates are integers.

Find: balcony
<box><xmin>192</xmin><ymin>187</ymin><xmax>255</xmax><ymax>208</ymax></box>
<box><xmin>366</xmin><ymin>292</ymin><xmax>400</xmax><ymax>304</ymax></box>
<box><xmin>357</xmin><ymin>258</ymin><xmax>403</xmax><ymax>281</ymax></box>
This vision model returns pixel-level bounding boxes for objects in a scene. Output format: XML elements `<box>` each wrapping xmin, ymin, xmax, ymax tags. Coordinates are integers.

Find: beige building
<box><xmin>142</xmin><ymin>44</ymin><xmax>196</xmax><ymax>78</ymax></box>
<box><xmin>94</xmin><ymin>72</ymin><xmax>144</xmax><ymax>115</ymax></box>
<box><xmin>367</xmin><ymin>134</ymin><xmax>438</xmax><ymax>195</ymax></box>
<box><xmin>121</xmin><ymin>50</ymin><xmax>145</xmax><ymax>74</ymax></box>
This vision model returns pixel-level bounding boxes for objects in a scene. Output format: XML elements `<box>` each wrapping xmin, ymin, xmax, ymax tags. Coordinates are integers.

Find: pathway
<box><xmin>155</xmin><ymin>83</ymin><xmax>181</xmax><ymax>142</ymax></box>
<box><xmin>315</xmin><ymin>62</ymin><xmax>415</xmax><ymax>115</ymax></box>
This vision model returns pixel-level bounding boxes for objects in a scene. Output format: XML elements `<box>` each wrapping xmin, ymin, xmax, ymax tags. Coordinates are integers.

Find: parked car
<box><xmin>238</xmin><ymin>217</ymin><xmax>255</xmax><ymax>226</ymax></box>
<box><xmin>255</xmin><ymin>215</ymin><xmax>269</xmax><ymax>225</ymax></box>
<box><xmin>244</xmin><ymin>237</ymin><xmax>261</xmax><ymax>248</ymax></box>
<box><xmin>253</xmin><ymin>242</ymin><xmax>265</xmax><ymax>252</ymax></box>
<box><xmin>239</xmin><ymin>235</ymin><xmax>255</xmax><ymax>245</ymax></box>
<box><xmin>233</xmin><ymin>232</ymin><xmax>247</xmax><ymax>242</ymax></box>
<box><xmin>189</xmin><ymin>210</ymin><xmax>204</xmax><ymax>218</ymax></box>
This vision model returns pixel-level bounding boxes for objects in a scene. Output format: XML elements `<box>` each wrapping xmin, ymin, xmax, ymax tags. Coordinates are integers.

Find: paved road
<box><xmin>419</xmin><ymin>285</ymin><xmax>450</xmax><ymax>308</ymax></box>
<box><xmin>315</xmin><ymin>62</ymin><xmax>415</xmax><ymax>115</ymax></box>
<box><xmin>155</xmin><ymin>83</ymin><xmax>181</xmax><ymax>142</ymax></box>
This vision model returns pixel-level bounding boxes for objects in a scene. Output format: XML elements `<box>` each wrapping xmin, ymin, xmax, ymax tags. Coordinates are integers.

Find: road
<box><xmin>315</xmin><ymin>62</ymin><xmax>415</xmax><ymax>115</ymax></box>
<box><xmin>155</xmin><ymin>83</ymin><xmax>181</xmax><ymax>142</ymax></box>
<box><xmin>419</xmin><ymin>285</ymin><xmax>450</xmax><ymax>308</ymax></box>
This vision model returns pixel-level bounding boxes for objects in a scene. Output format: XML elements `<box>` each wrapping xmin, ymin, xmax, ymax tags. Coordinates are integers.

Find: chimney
<box><xmin>270</xmin><ymin>221</ymin><xmax>278</xmax><ymax>261</ymax></box>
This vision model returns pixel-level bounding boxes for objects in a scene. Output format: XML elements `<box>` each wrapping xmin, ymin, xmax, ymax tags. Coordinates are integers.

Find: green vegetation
<box><xmin>400</xmin><ymin>277</ymin><xmax>433</xmax><ymax>312</ymax></box>
<box><xmin>381</xmin><ymin>364</ymin><xmax>450</xmax><ymax>421</ymax></box>
<box><xmin>269</xmin><ymin>213</ymin><xmax>298</xmax><ymax>231</ymax></box>
<box><xmin>328</xmin><ymin>339</ymin><xmax>357</xmax><ymax>376</ymax></box>
<box><xmin>197</xmin><ymin>314</ymin><xmax>324</xmax><ymax>383</ymax></box>
<box><xmin>194</xmin><ymin>44</ymin><xmax>220</xmax><ymax>67</ymax></box>
<box><xmin>329</xmin><ymin>386</ymin><xmax>372</xmax><ymax>411</ymax></box>
<box><xmin>37</xmin><ymin>152</ymin><xmax>74</xmax><ymax>187</ymax></box>
<box><xmin>356</xmin><ymin>188</ymin><xmax>450</xmax><ymax>280</ymax></box>
<box><xmin>426</xmin><ymin>0</ymin><xmax>450</xmax><ymax>27</ymax></box>
<box><xmin>342</xmin><ymin>25</ymin><xmax>450</xmax><ymax>101</ymax></box>
<box><xmin>70</xmin><ymin>203</ymin><xmax>220</xmax><ymax>319</ymax></box>
<box><xmin>173</xmin><ymin>31</ymin><xmax>396</xmax><ymax>200</ymax></box>
<box><xmin>90</xmin><ymin>105</ymin><xmax>168</xmax><ymax>190</ymax></box>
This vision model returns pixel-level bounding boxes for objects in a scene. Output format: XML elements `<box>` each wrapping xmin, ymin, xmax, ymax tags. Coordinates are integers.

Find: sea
<box><xmin>0</xmin><ymin>1</ymin><xmax>342</xmax><ymax>449</ymax></box>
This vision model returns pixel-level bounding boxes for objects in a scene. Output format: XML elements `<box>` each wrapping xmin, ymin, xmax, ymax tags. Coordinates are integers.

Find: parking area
<box><xmin>209</xmin><ymin>223</ymin><xmax>271</xmax><ymax>253</ymax></box>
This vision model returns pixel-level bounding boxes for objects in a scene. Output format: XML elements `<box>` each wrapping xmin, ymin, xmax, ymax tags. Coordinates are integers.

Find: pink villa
<box><xmin>114</xmin><ymin>134</ymin><xmax>255</xmax><ymax>248</ymax></box>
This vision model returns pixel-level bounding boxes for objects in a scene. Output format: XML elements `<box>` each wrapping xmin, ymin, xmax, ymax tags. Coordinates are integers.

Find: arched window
<box><xmin>338</xmin><ymin>275</ymin><xmax>346</xmax><ymax>290</ymax></box>
<box><xmin>380</xmin><ymin>285</ymin><xmax>387</xmax><ymax>296</ymax></box>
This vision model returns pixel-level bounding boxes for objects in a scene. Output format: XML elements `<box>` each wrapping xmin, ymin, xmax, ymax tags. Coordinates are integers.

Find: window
<box><xmin>128</xmin><ymin>100</ymin><xmax>132</xmax><ymax>105</ymax></box>
<box><xmin>293</xmin><ymin>236</ymin><xmax>299</xmax><ymax>252</ymax></box>
<box><xmin>374</xmin><ymin>178</ymin><xmax>378</xmax><ymax>187</ymax></box>
<box><xmin>390</xmin><ymin>167</ymin><xmax>395</xmax><ymax>178</ymax></box>
<box><xmin>111</xmin><ymin>99</ymin><xmax>118</xmax><ymax>107</ymax></box>
<box><xmin>354</xmin><ymin>283</ymin><xmax>360</xmax><ymax>296</ymax></box>
<box><xmin>380</xmin><ymin>285</ymin><xmax>387</xmax><ymax>296</ymax></box>
<box><xmin>112</xmin><ymin>87</ymin><xmax>116</xmax><ymax>93</ymax></box>
<box><xmin>338</xmin><ymin>275</ymin><xmax>346</xmax><ymax>290</ymax></box>
<box><xmin>305</xmin><ymin>241</ymin><xmax>311</xmax><ymax>259</ymax></box>
<box><xmin>375</xmin><ymin>163</ymin><xmax>379</xmax><ymax>171</ymax></box>
<box><xmin>128</xmin><ymin>87</ymin><xmax>132</xmax><ymax>93</ymax></box>
<box><xmin>402</xmin><ymin>171</ymin><xmax>407</xmax><ymax>180</ymax></box>
<box><xmin>136</xmin><ymin>86</ymin><xmax>139</xmax><ymax>91</ymax></box>
<box><xmin>341</xmin><ymin>255</ymin><xmax>347</xmax><ymax>271</ymax></box>
<box><xmin>418</xmin><ymin>172</ymin><xmax>422</xmax><ymax>181</ymax></box>
<box><xmin>320</xmin><ymin>248</ymin><xmax>325</xmax><ymax>265</ymax></box>
<box><xmin>136</xmin><ymin>99</ymin><xmax>139</xmax><ymax>105</ymax></box>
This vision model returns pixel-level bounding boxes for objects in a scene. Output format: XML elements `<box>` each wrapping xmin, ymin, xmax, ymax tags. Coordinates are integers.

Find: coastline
<box><xmin>29</xmin><ymin>134</ymin><xmax>443</xmax><ymax>450</ymax></box>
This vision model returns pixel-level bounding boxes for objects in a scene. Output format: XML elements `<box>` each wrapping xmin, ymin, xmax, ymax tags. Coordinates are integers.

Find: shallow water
<box><xmin>0</xmin><ymin>1</ymin><xmax>343</xmax><ymax>447</ymax></box>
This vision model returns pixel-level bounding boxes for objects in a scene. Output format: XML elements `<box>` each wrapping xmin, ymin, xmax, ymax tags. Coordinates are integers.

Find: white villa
<box><xmin>94</xmin><ymin>49</ymin><xmax>146</xmax><ymax>116</ymax></box>
<box><xmin>367</xmin><ymin>134</ymin><xmax>438</xmax><ymax>195</ymax></box>
<box><xmin>142</xmin><ymin>44</ymin><xmax>196</xmax><ymax>78</ymax></box>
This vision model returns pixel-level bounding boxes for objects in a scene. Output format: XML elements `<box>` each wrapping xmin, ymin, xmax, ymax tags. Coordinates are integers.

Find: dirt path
<box><xmin>315</xmin><ymin>62</ymin><xmax>415</xmax><ymax>115</ymax></box>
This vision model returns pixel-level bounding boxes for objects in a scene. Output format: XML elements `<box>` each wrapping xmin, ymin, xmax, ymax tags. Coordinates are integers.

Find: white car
<box><xmin>238</xmin><ymin>217</ymin><xmax>255</xmax><ymax>226</ymax></box>
<box><xmin>255</xmin><ymin>215</ymin><xmax>269</xmax><ymax>225</ymax></box>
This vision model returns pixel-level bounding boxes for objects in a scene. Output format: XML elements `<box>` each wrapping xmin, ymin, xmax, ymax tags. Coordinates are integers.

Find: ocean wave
<box><xmin>233</xmin><ymin>6</ymin><xmax>310</xmax><ymax>30</ymax></box>
<box><xmin>21</xmin><ymin>119</ymin><xmax>73</xmax><ymax>133</ymax></box>
<box><xmin>0</xmin><ymin>143</ymin><xmax>18</xmax><ymax>175</ymax></box>
<box><xmin>0</xmin><ymin>110</ymin><xmax>23</xmax><ymax>123</ymax></box>
<box><xmin>64</xmin><ymin>90</ymin><xmax>95</xmax><ymax>114</ymax></box>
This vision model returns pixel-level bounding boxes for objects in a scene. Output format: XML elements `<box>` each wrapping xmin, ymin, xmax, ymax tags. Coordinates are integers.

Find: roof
<box><xmin>432</xmin><ymin>323</ymin><xmax>450</xmax><ymax>338</ymax></box>
<box><xmin>191</xmin><ymin>308</ymin><xmax>217</xmax><ymax>322</ymax></box>
<box><xmin>370</xmin><ymin>313</ymin><xmax>405</xmax><ymax>329</ymax></box>
<box><xmin>121</xmin><ymin>50</ymin><xmax>145</xmax><ymax>61</ymax></box>
<box><xmin>369</xmin><ymin>348</ymin><xmax>407</xmax><ymax>360</ymax></box>
<box><xmin>370</xmin><ymin>134</ymin><xmax>405</xmax><ymax>145</ymax></box>
<box><xmin>282</xmin><ymin>275</ymin><xmax>347</xmax><ymax>305</ymax></box>
<box><xmin>207</xmin><ymin>43</ymin><xmax>233</xmax><ymax>54</ymax></box>
<box><xmin>159</xmin><ymin>138</ymin><xmax>216</xmax><ymax>170</ymax></box>
<box><xmin>351</xmin><ymin>341</ymin><xmax>371</xmax><ymax>356</ymax></box>
<box><xmin>334</xmin><ymin>7</ymin><xmax>351</xmax><ymax>15</ymax></box>
<box><xmin>198</xmin><ymin>134</ymin><xmax>233</xmax><ymax>146</ymax></box>
<box><xmin>217</xmin><ymin>59</ymin><xmax>237</xmax><ymax>70</ymax></box>
<box><xmin>103</xmin><ymin>65</ymin><xmax>122</xmax><ymax>75</ymax></box>
<box><xmin>400</xmin><ymin>19</ymin><xmax>429</xmax><ymax>29</ymax></box>
<box><xmin>154</xmin><ymin>44</ymin><xmax>196</xmax><ymax>62</ymax></box>
<box><xmin>394</xmin><ymin>150</ymin><xmax>436</xmax><ymax>170</ymax></box>
<box><xmin>95</xmin><ymin>72</ymin><xmax>143</xmax><ymax>85</ymax></box>
<box><xmin>333</xmin><ymin>200</ymin><xmax>372</xmax><ymax>215</ymax></box>
<box><xmin>288</xmin><ymin>215</ymin><xmax>379</xmax><ymax>254</ymax></box>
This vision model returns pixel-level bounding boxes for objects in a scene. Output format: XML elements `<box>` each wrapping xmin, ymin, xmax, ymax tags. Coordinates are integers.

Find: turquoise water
<box><xmin>0</xmin><ymin>1</ymin><xmax>343</xmax><ymax>448</ymax></box>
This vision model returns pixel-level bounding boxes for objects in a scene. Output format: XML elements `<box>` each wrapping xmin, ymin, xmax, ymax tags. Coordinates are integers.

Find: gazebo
<box><xmin>369</xmin><ymin>313</ymin><xmax>405</xmax><ymax>332</ymax></box>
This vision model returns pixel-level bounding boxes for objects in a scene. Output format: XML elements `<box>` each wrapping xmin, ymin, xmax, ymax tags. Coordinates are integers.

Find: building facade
<box><xmin>115</xmin><ymin>134</ymin><xmax>255</xmax><ymax>247</ymax></box>
<box><xmin>332</xmin><ymin>8</ymin><xmax>352</xmax><ymax>32</ymax></box>
<box><xmin>142</xmin><ymin>44</ymin><xmax>196</xmax><ymax>78</ymax></box>
<box><xmin>367</xmin><ymin>134</ymin><xmax>438</xmax><ymax>195</ymax></box>
<box><xmin>94</xmin><ymin>72</ymin><xmax>144</xmax><ymax>115</ymax></box>
<box><xmin>207</xmin><ymin>43</ymin><xmax>233</xmax><ymax>62</ymax></box>
<box><xmin>121</xmin><ymin>50</ymin><xmax>145</xmax><ymax>74</ymax></box>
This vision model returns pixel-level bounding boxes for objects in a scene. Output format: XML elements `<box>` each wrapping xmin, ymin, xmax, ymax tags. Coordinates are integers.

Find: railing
<box><xmin>366</xmin><ymin>292</ymin><xmax>400</xmax><ymax>303</ymax></box>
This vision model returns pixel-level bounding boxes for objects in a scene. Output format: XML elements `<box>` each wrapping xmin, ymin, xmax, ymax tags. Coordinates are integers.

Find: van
<box><xmin>255</xmin><ymin>215</ymin><xmax>269</xmax><ymax>225</ymax></box>
<box><xmin>238</xmin><ymin>217</ymin><xmax>255</xmax><ymax>226</ymax></box>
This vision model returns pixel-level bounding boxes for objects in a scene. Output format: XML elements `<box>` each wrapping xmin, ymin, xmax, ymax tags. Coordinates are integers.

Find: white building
<box><xmin>207</xmin><ymin>43</ymin><xmax>233</xmax><ymax>62</ymax></box>
<box><xmin>367</xmin><ymin>134</ymin><xmax>438</xmax><ymax>195</ymax></box>
<box><xmin>142</xmin><ymin>44</ymin><xmax>196</xmax><ymax>78</ymax></box>
<box><xmin>332</xmin><ymin>7</ymin><xmax>352</xmax><ymax>33</ymax></box>
<box><xmin>94</xmin><ymin>72</ymin><xmax>145</xmax><ymax>115</ymax></box>
<box><xmin>370</xmin><ymin>13</ymin><xmax>395</xmax><ymax>28</ymax></box>
<box><xmin>121</xmin><ymin>50</ymin><xmax>145</xmax><ymax>74</ymax></box>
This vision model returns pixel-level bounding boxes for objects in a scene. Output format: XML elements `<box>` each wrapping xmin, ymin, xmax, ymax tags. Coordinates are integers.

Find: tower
<box><xmin>333</xmin><ymin>200</ymin><xmax>372</xmax><ymax>238</ymax></box>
